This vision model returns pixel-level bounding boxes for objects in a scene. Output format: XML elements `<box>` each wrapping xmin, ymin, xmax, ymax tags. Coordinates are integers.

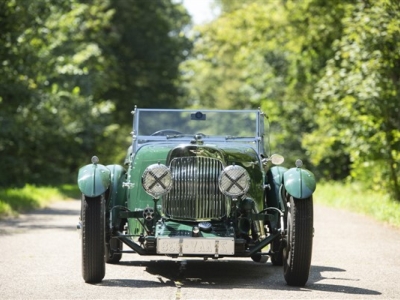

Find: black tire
<box><xmin>251</xmin><ymin>253</ymin><xmax>269</xmax><ymax>263</ymax></box>
<box><xmin>271</xmin><ymin>238</ymin><xmax>284</xmax><ymax>266</ymax></box>
<box><xmin>105</xmin><ymin>238</ymin><xmax>123</xmax><ymax>264</ymax></box>
<box><xmin>266</xmin><ymin>172</ymin><xmax>285</xmax><ymax>266</ymax></box>
<box><xmin>81</xmin><ymin>195</ymin><xmax>106</xmax><ymax>283</ymax></box>
<box><xmin>283</xmin><ymin>196</ymin><xmax>313</xmax><ymax>286</ymax></box>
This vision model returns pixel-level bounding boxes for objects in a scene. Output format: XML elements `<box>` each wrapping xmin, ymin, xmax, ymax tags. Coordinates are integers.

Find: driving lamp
<box><xmin>142</xmin><ymin>163</ymin><xmax>173</xmax><ymax>198</ymax></box>
<box><xmin>219</xmin><ymin>165</ymin><xmax>250</xmax><ymax>198</ymax></box>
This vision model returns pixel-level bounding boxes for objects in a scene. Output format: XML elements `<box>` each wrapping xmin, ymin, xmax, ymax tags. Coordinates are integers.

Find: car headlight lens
<box><xmin>142</xmin><ymin>163</ymin><xmax>173</xmax><ymax>198</ymax></box>
<box><xmin>219</xmin><ymin>165</ymin><xmax>250</xmax><ymax>198</ymax></box>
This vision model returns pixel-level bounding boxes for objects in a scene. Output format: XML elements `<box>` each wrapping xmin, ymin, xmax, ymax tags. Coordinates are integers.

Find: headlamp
<box><xmin>142</xmin><ymin>163</ymin><xmax>173</xmax><ymax>198</ymax></box>
<box><xmin>218</xmin><ymin>165</ymin><xmax>250</xmax><ymax>198</ymax></box>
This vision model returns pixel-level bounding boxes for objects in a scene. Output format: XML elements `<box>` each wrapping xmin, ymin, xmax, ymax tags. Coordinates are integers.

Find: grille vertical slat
<box><xmin>164</xmin><ymin>157</ymin><xmax>226</xmax><ymax>220</ymax></box>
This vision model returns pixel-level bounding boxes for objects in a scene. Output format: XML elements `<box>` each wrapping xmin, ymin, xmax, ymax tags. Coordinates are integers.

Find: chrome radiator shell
<box><xmin>163</xmin><ymin>156</ymin><xmax>227</xmax><ymax>221</ymax></box>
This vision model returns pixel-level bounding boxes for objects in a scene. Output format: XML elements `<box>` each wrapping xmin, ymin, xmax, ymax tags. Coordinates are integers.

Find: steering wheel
<box><xmin>151</xmin><ymin>129</ymin><xmax>183</xmax><ymax>136</ymax></box>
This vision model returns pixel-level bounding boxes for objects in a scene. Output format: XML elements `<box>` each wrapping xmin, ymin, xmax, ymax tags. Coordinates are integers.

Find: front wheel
<box><xmin>106</xmin><ymin>238</ymin><xmax>123</xmax><ymax>264</ymax></box>
<box><xmin>81</xmin><ymin>195</ymin><xmax>106</xmax><ymax>283</ymax></box>
<box><xmin>283</xmin><ymin>196</ymin><xmax>313</xmax><ymax>286</ymax></box>
<box><xmin>271</xmin><ymin>238</ymin><xmax>284</xmax><ymax>266</ymax></box>
<box><xmin>251</xmin><ymin>253</ymin><xmax>269</xmax><ymax>263</ymax></box>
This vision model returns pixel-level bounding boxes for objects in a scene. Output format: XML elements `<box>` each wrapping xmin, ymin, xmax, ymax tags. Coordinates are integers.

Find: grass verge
<box><xmin>314</xmin><ymin>181</ymin><xmax>400</xmax><ymax>229</ymax></box>
<box><xmin>0</xmin><ymin>184</ymin><xmax>80</xmax><ymax>219</ymax></box>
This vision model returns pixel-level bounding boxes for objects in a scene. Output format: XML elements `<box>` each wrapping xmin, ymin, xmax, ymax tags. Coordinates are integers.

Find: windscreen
<box><xmin>136</xmin><ymin>110</ymin><xmax>258</xmax><ymax>138</ymax></box>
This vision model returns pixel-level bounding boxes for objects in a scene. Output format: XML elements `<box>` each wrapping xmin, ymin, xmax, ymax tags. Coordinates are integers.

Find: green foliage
<box><xmin>0</xmin><ymin>0</ymin><xmax>192</xmax><ymax>187</ymax></box>
<box><xmin>214</xmin><ymin>0</ymin><xmax>259</xmax><ymax>13</ymax></box>
<box><xmin>100</xmin><ymin>0</ymin><xmax>192</xmax><ymax>125</ymax></box>
<box><xmin>184</xmin><ymin>0</ymin><xmax>400</xmax><ymax>200</ymax></box>
<box><xmin>0</xmin><ymin>0</ymin><xmax>115</xmax><ymax>185</ymax></box>
<box><xmin>315</xmin><ymin>181</ymin><xmax>400</xmax><ymax>228</ymax></box>
<box><xmin>182</xmin><ymin>0</ymin><xmax>323</xmax><ymax>167</ymax></box>
<box><xmin>183</xmin><ymin>1</ymin><xmax>289</xmax><ymax>110</ymax></box>
<box><xmin>305</xmin><ymin>1</ymin><xmax>400</xmax><ymax>200</ymax></box>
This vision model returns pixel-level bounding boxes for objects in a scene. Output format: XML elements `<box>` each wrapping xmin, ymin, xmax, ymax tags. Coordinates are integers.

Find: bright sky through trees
<box><xmin>182</xmin><ymin>0</ymin><xmax>219</xmax><ymax>24</ymax></box>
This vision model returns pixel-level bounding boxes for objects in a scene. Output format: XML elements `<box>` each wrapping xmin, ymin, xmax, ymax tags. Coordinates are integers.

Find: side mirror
<box><xmin>270</xmin><ymin>154</ymin><xmax>284</xmax><ymax>165</ymax></box>
<box><xmin>262</xmin><ymin>154</ymin><xmax>285</xmax><ymax>166</ymax></box>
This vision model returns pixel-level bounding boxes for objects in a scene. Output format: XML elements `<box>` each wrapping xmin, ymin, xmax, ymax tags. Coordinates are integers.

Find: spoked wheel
<box><xmin>105</xmin><ymin>237</ymin><xmax>123</xmax><ymax>264</ymax></box>
<box><xmin>283</xmin><ymin>196</ymin><xmax>313</xmax><ymax>286</ymax></box>
<box><xmin>81</xmin><ymin>195</ymin><xmax>106</xmax><ymax>283</ymax></box>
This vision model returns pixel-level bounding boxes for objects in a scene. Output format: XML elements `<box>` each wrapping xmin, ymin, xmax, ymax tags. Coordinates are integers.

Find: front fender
<box><xmin>283</xmin><ymin>167</ymin><xmax>316</xmax><ymax>199</ymax></box>
<box><xmin>77</xmin><ymin>163</ymin><xmax>111</xmax><ymax>197</ymax></box>
<box><xmin>265</xmin><ymin>166</ymin><xmax>288</xmax><ymax>227</ymax></box>
<box><xmin>269</xmin><ymin>166</ymin><xmax>288</xmax><ymax>186</ymax></box>
<box><xmin>266</xmin><ymin>166</ymin><xmax>288</xmax><ymax>207</ymax></box>
<box><xmin>106</xmin><ymin>164</ymin><xmax>127</xmax><ymax>227</ymax></box>
<box><xmin>106</xmin><ymin>164</ymin><xmax>126</xmax><ymax>206</ymax></box>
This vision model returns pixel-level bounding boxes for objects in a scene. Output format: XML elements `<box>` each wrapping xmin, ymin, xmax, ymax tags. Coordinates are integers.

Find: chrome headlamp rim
<box><xmin>141</xmin><ymin>163</ymin><xmax>173</xmax><ymax>199</ymax></box>
<box><xmin>218</xmin><ymin>164</ymin><xmax>250</xmax><ymax>198</ymax></box>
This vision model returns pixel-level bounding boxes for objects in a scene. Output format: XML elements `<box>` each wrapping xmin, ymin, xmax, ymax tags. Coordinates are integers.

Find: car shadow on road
<box><xmin>99</xmin><ymin>259</ymin><xmax>381</xmax><ymax>296</ymax></box>
<box><xmin>305</xmin><ymin>265</ymin><xmax>381</xmax><ymax>295</ymax></box>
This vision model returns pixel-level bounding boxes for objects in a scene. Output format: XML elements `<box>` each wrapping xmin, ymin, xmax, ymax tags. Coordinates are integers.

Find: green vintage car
<box><xmin>77</xmin><ymin>107</ymin><xmax>316</xmax><ymax>286</ymax></box>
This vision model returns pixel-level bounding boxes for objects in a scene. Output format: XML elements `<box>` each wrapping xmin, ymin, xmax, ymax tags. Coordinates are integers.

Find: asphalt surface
<box><xmin>0</xmin><ymin>199</ymin><xmax>399</xmax><ymax>299</ymax></box>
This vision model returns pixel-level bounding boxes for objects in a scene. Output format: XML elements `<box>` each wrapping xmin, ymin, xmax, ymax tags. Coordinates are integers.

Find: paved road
<box><xmin>0</xmin><ymin>199</ymin><xmax>399</xmax><ymax>299</ymax></box>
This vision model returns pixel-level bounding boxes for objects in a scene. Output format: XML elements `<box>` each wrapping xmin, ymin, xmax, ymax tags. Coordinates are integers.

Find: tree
<box><xmin>181</xmin><ymin>0</ymin><xmax>339</xmax><ymax>168</ymax></box>
<box><xmin>305</xmin><ymin>0</ymin><xmax>400</xmax><ymax>200</ymax></box>
<box><xmin>99</xmin><ymin>0</ymin><xmax>192</xmax><ymax>125</ymax></box>
<box><xmin>0</xmin><ymin>0</ymin><xmax>192</xmax><ymax>186</ymax></box>
<box><xmin>0</xmin><ymin>0</ymin><xmax>115</xmax><ymax>186</ymax></box>
<box><xmin>87</xmin><ymin>0</ymin><xmax>193</xmax><ymax>164</ymax></box>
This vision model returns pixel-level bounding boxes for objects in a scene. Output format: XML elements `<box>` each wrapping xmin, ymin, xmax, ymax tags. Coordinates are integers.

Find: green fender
<box><xmin>265</xmin><ymin>166</ymin><xmax>288</xmax><ymax>227</ymax></box>
<box><xmin>77</xmin><ymin>163</ymin><xmax>111</xmax><ymax>197</ymax></box>
<box><xmin>269</xmin><ymin>166</ymin><xmax>288</xmax><ymax>186</ymax></box>
<box><xmin>266</xmin><ymin>166</ymin><xmax>288</xmax><ymax>208</ymax></box>
<box><xmin>106</xmin><ymin>164</ymin><xmax>127</xmax><ymax>228</ymax></box>
<box><xmin>283</xmin><ymin>167</ymin><xmax>316</xmax><ymax>199</ymax></box>
<box><xmin>106</xmin><ymin>164</ymin><xmax>126</xmax><ymax>206</ymax></box>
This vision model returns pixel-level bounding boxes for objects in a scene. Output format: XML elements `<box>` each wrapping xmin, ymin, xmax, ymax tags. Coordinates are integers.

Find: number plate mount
<box><xmin>156</xmin><ymin>237</ymin><xmax>235</xmax><ymax>256</ymax></box>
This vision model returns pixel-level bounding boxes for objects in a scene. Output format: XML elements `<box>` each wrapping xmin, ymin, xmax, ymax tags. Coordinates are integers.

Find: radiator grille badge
<box><xmin>143</xmin><ymin>207</ymin><xmax>155</xmax><ymax>220</ymax></box>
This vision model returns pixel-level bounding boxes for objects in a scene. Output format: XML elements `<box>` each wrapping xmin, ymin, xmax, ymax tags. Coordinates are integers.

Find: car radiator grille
<box><xmin>163</xmin><ymin>156</ymin><xmax>227</xmax><ymax>221</ymax></box>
